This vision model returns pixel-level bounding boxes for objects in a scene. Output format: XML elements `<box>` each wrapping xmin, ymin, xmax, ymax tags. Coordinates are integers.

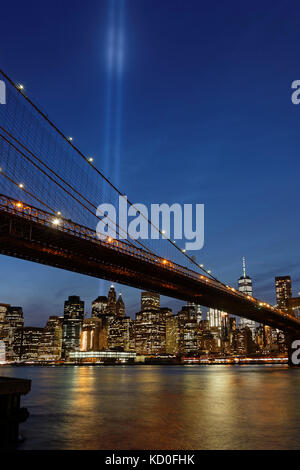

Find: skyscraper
<box><xmin>141</xmin><ymin>292</ymin><xmax>160</xmax><ymax>312</ymax></box>
<box><xmin>106</xmin><ymin>285</ymin><xmax>117</xmax><ymax>316</ymax></box>
<box><xmin>1</xmin><ymin>306</ymin><xmax>24</xmax><ymax>360</ymax></box>
<box><xmin>207</xmin><ymin>309</ymin><xmax>222</xmax><ymax>329</ymax></box>
<box><xmin>238</xmin><ymin>257</ymin><xmax>256</xmax><ymax>339</ymax></box>
<box><xmin>116</xmin><ymin>293</ymin><xmax>125</xmax><ymax>317</ymax></box>
<box><xmin>62</xmin><ymin>295</ymin><xmax>84</xmax><ymax>359</ymax></box>
<box><xmin>39</xmin><ymin>316</ymin><xmax>63</xmax><ymax>361</ymax></box>
<box><xmin>91</xmin><ymin>296</ymin><xmax>108</xmax><ymax>318</ymax></box>
<box><xmin>275</xmin><ymin>276</ymin><xmax>292</xmax><ymax>311</ymax></box>
<box><xmin>134</xmin><ymin>292</ymin><xmax>170</xmax><ymax>355</ymax></box>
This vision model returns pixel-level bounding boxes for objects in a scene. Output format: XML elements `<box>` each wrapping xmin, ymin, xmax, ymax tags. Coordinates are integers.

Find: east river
<box><xmin>2</xmin><ymin>364</ymin><xmax>300</xmax><ymax>450</ymax></box>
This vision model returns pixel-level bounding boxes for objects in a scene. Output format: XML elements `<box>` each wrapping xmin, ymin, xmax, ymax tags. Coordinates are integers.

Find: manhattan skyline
<box><xmin>1</xmin><ymin>0</ymin><xmax>300</xmax><ymax>326</ymax></box>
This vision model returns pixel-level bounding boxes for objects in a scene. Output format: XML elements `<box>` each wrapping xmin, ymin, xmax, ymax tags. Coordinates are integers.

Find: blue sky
<box><xmin>0</xmin><ymin>0</ymin><xmax>300</xmax><ymax>325</ymax></box>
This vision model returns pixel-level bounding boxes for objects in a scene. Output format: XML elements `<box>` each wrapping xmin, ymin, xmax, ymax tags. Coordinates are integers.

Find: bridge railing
<box><xmin>0</xmin><ymin>193</ymin><xmax>294</xmax><ymax>321</ymax></box>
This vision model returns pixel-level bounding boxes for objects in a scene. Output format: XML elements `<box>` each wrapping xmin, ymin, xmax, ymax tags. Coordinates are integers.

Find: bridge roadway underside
<box><xmin>1</xmin><ymin>209</ymin><xmax>300</xmax><ymax>335</ymax></box>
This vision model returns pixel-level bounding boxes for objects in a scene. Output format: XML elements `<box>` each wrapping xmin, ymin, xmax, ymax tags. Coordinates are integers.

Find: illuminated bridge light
<box><xmin>52</xmin><ymin>218</ymin><xmax>61</xmax><ymax>226</ymax></box>
<box><xmin>16</xmin><ymin>202</ymin><xmax>23</xmax><ymax>208</ymax></box>
<box><xmin>182</xmin><ymin>249</ymin><xmax>186</xmax><ymax>253</ymax></box>
<box><xmin>18</xmin><ymin>183</ymin><xmax>24</xmax><ymax>189</ymax></box>
<box><xmin>17</xmin><ymin>83</ymin><xmax>24</xmax><ymax>91</ymax></box>
<box><xmin>107</xmin><ymin>237</ymin><xmax>113</xmax><ymax>243</ymax></box>
<box><xmin>68</xmin><ymin>136</ymin><xmax>73</xmax><ymax>142</ymax></box>
<box><xmin>88</xmin><ymin>157</ymin><xmax>94</xmax><ymax>163</ymax></box>
<box><xmin>162</xmin><ymin>259</ymin><xmax>168</xmax><ymax>265</ymax></box>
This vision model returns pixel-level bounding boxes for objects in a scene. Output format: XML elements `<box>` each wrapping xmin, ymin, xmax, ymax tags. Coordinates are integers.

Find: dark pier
<box><xmin>0</xmin><ymin>376</ymin><xmax>31</xmax><ymax>449</ymax></box>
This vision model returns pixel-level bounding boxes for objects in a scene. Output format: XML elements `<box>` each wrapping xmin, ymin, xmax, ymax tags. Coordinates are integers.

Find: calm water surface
<box><xmin>2</xmin><ymin>364</ymin><xmax>300</xmax><ymax>450</ymax></box>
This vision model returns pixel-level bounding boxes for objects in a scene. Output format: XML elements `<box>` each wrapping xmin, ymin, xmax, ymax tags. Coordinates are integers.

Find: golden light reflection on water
<box><xmin>4</xmin><ymin>365</ymin><xmax>300</xmax><ymax>450</ymax></box>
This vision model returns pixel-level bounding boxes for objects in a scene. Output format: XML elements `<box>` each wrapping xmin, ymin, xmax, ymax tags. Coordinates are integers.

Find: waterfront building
<box><xmin>1</xmin><ymin>306</ymin><xmax>24</xmax><ymax>361</ymax></box>
<box><xmin>61</xmin><ymin>295</ymin><xmax>84</xmax><ymax>359</ymax></box>
<box><xmin>0</xmin><ymin>304</ymin><xmax>10</xmax><ymax>343</ymax></box>
<box><xmin>69</xmin><ymin>350</ymin><xmax>136</xmax><ymax>364</ymax></box>
<box><xmin>197</xmin><ymin>321</ymin><xmax>216</xmax><ymax>355</ymax></box>
<box><xmin>0</xmin><ymin>340</ymin><xmax>6</xmax><ymax>363</ymax></box>
<box><xmin>21</xmin><ymin>327</ymin><xmax>44</xmax><ymax>361</ymax></box>
<box><xmin>230</xmin><ymin>327</ymin><xmax>255</xmax><ymax>355</ymax></box>
<box><xmin>81</xmin><ymin>288</ymin><xmax>131</xmax><ymax>352</ymax></box>
<box><xmin>39</xmin><ymin>316</ymin><xmax>63</xmax><ymax>361</ymax></box>
<box><xmin>166</xmin><ymin>315</ymin><xmax>179</xmax><ymax>355</ymax></box>
<box><xmin>177</xmin><ymin>306</ymin><xmax>199</xmax><ymax>355</ymax></box>
<box><xmin>107</xmin><ymin>315</ymin><xmax>133</xmax><ymax>351</ymax></box>
<box><xmin>134</xmin><ymin>292</ymin><xmax>171</xmax><ymax>355</ymax></box>
<box><xmin>80</xmin><ymin>317</ymin><xmax>103</xmax><ymax>351</ymax></box>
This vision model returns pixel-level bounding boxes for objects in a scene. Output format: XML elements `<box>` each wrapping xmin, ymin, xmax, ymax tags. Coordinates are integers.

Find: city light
<box><xmin>52</xmin><ymin>218</ymin><xmax>61</xmax><ymax>226</ymax></box>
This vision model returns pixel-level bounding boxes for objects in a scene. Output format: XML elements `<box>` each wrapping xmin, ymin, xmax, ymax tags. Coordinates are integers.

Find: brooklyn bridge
<box><xmin>0</xmin><ymin>68</ymin><xmax>300</xmax><ymax>336</ymax></box>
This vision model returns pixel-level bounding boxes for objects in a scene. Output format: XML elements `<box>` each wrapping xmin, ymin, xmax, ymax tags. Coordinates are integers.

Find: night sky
<box><xmin>0</xmin><ymin>0</ymin><xmax>300</xmax><ymax>326</ymax></box>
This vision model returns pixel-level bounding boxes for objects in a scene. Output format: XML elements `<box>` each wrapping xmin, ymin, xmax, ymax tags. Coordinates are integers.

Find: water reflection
<box><xmin>3</xmin><ymin>365</ymin><xmax>300</xmax><ymax>450</ymax></box>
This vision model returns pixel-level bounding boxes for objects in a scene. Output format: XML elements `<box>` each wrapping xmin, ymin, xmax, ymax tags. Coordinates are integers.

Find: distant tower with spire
<box><xmin>238</xmin><ymin>257</ymin><xmax>256</xmax><ymax>338</ymax></box>
<box><xmin>106</xmin><ymin>284</ymin><xmax>117</xmax><ymax>316</ymax></box>
<box><xmin>116</xmin><ymin>293</ymin><xmax>125</xmax><ymax>317</ymax></box>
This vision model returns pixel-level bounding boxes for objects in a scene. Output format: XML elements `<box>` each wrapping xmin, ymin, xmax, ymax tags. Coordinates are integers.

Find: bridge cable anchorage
<box><xmin>0</xmin><ymin>128</ymin><xmax>156</xmax><ymax>255</ymax></box>
<box><xmin>0</xmin><ymin>68</ymin><xmax>221</xmax><ymax>283</ymax></box>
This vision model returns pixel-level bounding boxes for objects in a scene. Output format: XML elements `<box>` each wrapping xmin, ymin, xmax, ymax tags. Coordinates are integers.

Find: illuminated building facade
<box><xmin>80</xmin><ymin>288</ymin><xmax>132</xmax><ymax>353</ymax></box>
<box><xmin>0</xmin><ymin>340</ymin><xmax>6</xmax><ymax>363</ymax></box>
<box><xmin>141</xmin><ymin>292</ymin><xmax>160</xmax><ymax>312</ymax></box>
<box><xmin>166</xmin><ymin>315</ymin><xmax>179</xmax><ymax>354</ymax></box>
<box><xmin>0</xmin><ymin>306</ymin><xmax>24</xmax><ymax>360</ymax></box>
<box><xmin>39</xmin><ymin>316</ymin><xmax>63</xmax><ymax>361</ymax></box>
<box><xmin>69</xmin><ymin>350</ymin><xmax>136</xmax><ymax>364</ymax></box>
<box><xmin>106</xmin><ymin>285</ymin><xmax>117</xmax><ymax>315</ymax></box>
<box><xmin>238</xmin><ymin>257</ymin><xmax>256</xmax><ymax>338</ymax></box>
<box><xmin>91</xmin><ymin>296</ymin><xmax>108</xmax><ymax>318</ymax></box>
<box><xmin>62</xmin><ymin>295</ymin><xmax>84</xmax><ymax>358</ymax></box>
<box><xmin>134</xmin><ymin>292</ymin><xmax>171</xmax><ymax>355</ymax></box>
<box><xmin>20</xmin><ymin>327</ymin><xmax>44</xmax><ymax>361</ymax></box>
<box><xmin>275</xmin><ymin>276</ymin><xmax>292</xmax><ymax>311</ymax></box>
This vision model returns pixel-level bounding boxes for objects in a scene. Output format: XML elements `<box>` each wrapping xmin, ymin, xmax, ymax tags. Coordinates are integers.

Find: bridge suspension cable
<box><xmin>0</xmin><ymin>68</ymin><xmax>221</xmax><ymax>284</ymax></box>
<box><xmin>0</xmin><ymin>126</ymin><xmax>159</xmax><ymax>255</ymax></box>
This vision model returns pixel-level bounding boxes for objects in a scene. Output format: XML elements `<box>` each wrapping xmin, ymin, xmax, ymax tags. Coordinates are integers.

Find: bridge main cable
<box><xmin>0</xmin><ymin>68</ymin><xmax>222</xmax><ymax>284</ymax></box>
<box><xmin>0</xmin><ymin>127</ymin><xmax>159</xmax><ymax>255</ymax></box>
